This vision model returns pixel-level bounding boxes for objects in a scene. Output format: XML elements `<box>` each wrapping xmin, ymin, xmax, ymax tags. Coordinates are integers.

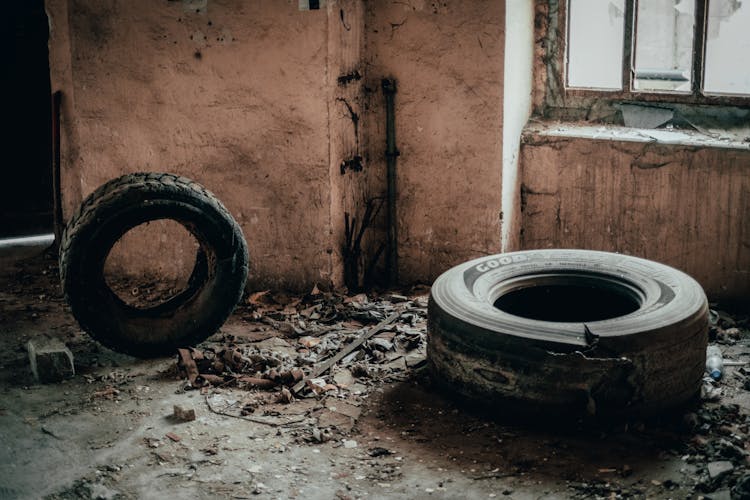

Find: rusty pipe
<box><xmin>382</xmin><ymin>78</ymin><xmax>398</xmax><ymax>286</ymax></box>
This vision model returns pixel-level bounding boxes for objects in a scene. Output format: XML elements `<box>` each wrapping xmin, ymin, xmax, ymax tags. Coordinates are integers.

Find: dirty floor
<box><xmin>1</xmin><ymin>245</ymin><xmax>749</xmax><ymax>500</ymax></box>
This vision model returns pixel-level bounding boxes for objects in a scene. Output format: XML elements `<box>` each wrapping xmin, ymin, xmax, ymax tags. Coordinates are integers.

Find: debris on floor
<box><xmin>170</xmin><ymin>286</ymin><xmax>430</xmax><ymax>448</ymax></box>
<box><xmin>2</xmin><ymin>253</ymin><xmax>750</xmax><ymax>499</ymax></box>
<box><xmin>174</xmin><ymin>286</ymin><xmax>428</xmax><ymax>400</ymax></box>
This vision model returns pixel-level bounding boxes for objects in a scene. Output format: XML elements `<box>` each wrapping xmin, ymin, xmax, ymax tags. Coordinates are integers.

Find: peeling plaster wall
<box><xmin>46</xmin><ymin>0</ymin><xmax>505</xmax><ymax>289</ymax></box>
<box><xmin>364</xmin><ymin>0</ymin><xmax>505</xmax><ymax>284</ymax></box>
<box><xmin>47</xmin><ymin>0</ymin><xmax>332</xmax><ymax>289</ymax></box>
<box><xmin>518</xmin><ymin>125</ymin><xmax>750</xmax><ymax>307</ymax></box>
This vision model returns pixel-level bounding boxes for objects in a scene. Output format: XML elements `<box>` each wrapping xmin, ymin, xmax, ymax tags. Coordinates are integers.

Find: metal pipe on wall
<box><xmin>382</xmin><ymin>78</ymin><xmax>399</xmax><ymax>286</ymax></box>
<box><xmin>51</xmin><ymin>90</ymin><xmax>63</xmax><ymax>245</ymax></box>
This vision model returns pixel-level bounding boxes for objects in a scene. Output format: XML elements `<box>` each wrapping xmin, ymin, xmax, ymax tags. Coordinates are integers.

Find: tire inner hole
<box><xmin>104</xmin><ymin>219</ymin><xmax>200</xmax><ymax>309</ymax></box>
<box><xmin>494</xmin><ymin>281</ymin><xmax>641</xmax><ymax>323</ymax></box>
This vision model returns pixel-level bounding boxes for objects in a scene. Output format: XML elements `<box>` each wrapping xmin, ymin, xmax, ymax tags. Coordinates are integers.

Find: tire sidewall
<box><xmin>427</xmin><ymin>249</ymin><xmax>708</xmax><ymax>417</ymax></box>
<box><xmin>60</xmin><ymin>174</ymin><xmax>249</xmax><ymax>357</ymax></box>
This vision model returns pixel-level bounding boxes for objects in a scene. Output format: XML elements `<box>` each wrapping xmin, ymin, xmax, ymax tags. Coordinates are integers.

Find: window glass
<box><xmin>633</xmin><ymin>0</ymin><xmax>694</xmax><ymax>92</ymax></box>
<box><xmin>704</xmin><ymin>0</ymin><xmax>750</xmax><ymax>95</ymax></box>
<box><xmin>567</xmin><ymin>0</ymin><xmax>625</xmax><ymax>90</ymax></box>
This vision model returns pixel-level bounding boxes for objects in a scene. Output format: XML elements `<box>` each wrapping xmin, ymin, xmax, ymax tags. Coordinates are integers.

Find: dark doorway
<box><xmin>1</xmin><ymin>1</ymin><xmax>53</xmax><ymax>238</ymax></box>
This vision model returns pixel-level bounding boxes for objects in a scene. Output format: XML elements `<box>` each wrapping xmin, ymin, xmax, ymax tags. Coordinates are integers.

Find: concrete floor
<box><xmin>1</xmin><ymin>243</ymin><xmax>749</xmax><ymax>499</ymax></box>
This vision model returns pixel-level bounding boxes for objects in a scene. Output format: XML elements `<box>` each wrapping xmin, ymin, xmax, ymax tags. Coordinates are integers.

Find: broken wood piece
<box><xmin>237</xmin><ymin>376</ymin><xmax>278</xmax><ymax>389</ymax></box>
<box><xmin>198</xmin><ymin>373</ymin><xmax>225</xmax><ymax>385</ymax></box>
<box><xmin>291</xmin><ymin>311</ymin><xmax>401</xmax><ymax>395</ymax></box>
<box><xmin>177</xmin><ymin>348</ymin><xmax>199</xmax><ymax>385</ymax></box>
<box><xmin>165</xmin><ymin>432</ymin><xmax>181</xmax><ymax>442</ymax></box>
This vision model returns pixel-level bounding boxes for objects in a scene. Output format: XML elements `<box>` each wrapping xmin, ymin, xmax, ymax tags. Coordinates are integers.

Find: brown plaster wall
<box><xmin>518</xmin><ymin>131</ymin><xmax>750</xmax><ymax>307</ymax></box>
<box><xmin>364</xmin><ymin>0</ymin><xmax>505</xmax><ymax>284</ymax></box>
<box><xmin>47</xmin><ymin>0</ymin><xmax>333</xmax><ymax>289</ymax></box>
<box><xmin>46</xmin><ymin>0</ymin><xmax>505</xmax><ymax>289</ymax></box>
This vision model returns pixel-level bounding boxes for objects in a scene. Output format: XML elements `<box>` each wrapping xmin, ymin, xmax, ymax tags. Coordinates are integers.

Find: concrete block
<box><xmin>707</xmin><ymin>460</ymin><xmax>734</xmax><ymax>480</ymax></box>
<box><xmin>27</xmin><ymin>339</ymin><xmax>75</xmax><ymax>383</ymax></box>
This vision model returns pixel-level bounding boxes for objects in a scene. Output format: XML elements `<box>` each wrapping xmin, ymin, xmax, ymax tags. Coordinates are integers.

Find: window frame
<box><xmin>561</xmin><ymin>0</ymin><xmax>749</xmax><ymax>106</ymax></box>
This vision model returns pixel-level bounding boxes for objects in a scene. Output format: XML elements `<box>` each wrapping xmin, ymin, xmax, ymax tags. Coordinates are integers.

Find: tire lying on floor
<box><xmin>59</xmin><ymin>172</ymin><xmax>249</xmax><ymax>358</ymax></box>
<box><xmin>427</xmin><ymin>249</ymin><xmax>708</xmax><ymax>418</ymax></box>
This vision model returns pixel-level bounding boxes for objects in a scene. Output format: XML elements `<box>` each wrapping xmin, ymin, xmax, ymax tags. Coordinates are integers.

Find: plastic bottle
<box><xmin>706</xmin><ymin>345</ymin><xmax>723</xmax><ymax>380</ymax></box>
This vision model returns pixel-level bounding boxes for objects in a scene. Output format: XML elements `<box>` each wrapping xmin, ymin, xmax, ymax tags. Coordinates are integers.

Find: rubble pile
<box><xmin>175</xmin><ymin>286</ymin><xmax>429</xmax><ymax>397</ymax></box>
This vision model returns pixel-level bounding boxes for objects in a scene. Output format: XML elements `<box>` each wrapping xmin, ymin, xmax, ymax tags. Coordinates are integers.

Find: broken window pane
<box><xmin>567</xmin><ymin>0</ymin><xmax>625</xmax><ymax>90</ymax></box>
<box><xmin>704</xmin><ymin>0</ymin><xmax>750</xmax><ymax>95</ymax></box>
<box><xmin>633</xmin><ymin>0</ymin><xmax>694</xmax><ymax>92</ymax></box>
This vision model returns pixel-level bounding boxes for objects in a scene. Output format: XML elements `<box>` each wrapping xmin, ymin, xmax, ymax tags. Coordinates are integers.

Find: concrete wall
<box><xmin>364</xmin><ymin>0</ymin><xmax>505</xmax><ymax>283</ymax></box>
<box><xmin>47</xmin><ymin>0</ymin><xmax>333</xmax><ymax>289</ymax></box>
<box><xmin>46</xmin><ymin>0</ymin><xmax>506</xmax><ymax>290</ymax></box>
<box><xmin>518</xmin><ymin>124</ymin><xmax>750</xmax><ymax>308</ymax></box>
<box><xmin>42</xmin><ymin>0</ymin><xmax>750</xmax><ymax>307</ymax></box>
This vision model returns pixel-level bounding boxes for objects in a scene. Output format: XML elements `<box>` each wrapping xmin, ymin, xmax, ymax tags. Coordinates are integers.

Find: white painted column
<box><xmin>501</xmin><ymin>0</ymin><xmax>534</xmax><ymax>251</ymax></box>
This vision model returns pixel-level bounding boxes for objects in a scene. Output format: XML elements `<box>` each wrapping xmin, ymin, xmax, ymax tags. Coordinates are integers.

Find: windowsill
<box><xmin>523</xmin><ymin>120</ymin><xmax>750</xmax><ymax>151</ymax></box>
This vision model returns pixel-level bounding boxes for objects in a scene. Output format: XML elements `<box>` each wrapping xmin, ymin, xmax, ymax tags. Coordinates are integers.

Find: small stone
<box><xmin>333</xmin><ymin>369</ymin><xmax>355</xmax><ymax>387</ymax></box>
<box><xmin>707</xmin><ymin>461</ymin><xmax>733</xmax><ymax>479</ymax></box>
<box><xmin>369</xmin><ymin>338</ymin><xmax>394</xmax><ymax>352</ymax></box>
<box><xmin>299</xmin><ymin>336</ymin><xmax>321</xmax><ymax>348</ymax></box>
<box><xmin>27</xmin><ymin>339</ymin><xmax>74</xmax><ymax>383</ymax></box>
<box><xmin>342</xmin><ymin>439</ymin><xmax>358</xmax><ymax>449</ymax></box>
<box><xmin>312</xmin><ymin>427</ymin><xmax>332</xmax><ymax>443</ymax></box>
<box><xmin>172</xmin><ymin>405</ymin><xmax>196</xmax><ymax>422</ymax></box>
<box><xmin>165</xmin><ymin>432</ymin><xmax>181</xmax><ymax>442</ymax></box>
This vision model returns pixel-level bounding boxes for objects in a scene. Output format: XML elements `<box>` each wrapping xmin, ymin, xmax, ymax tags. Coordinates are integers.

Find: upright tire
<box><xmin>59</xmin><ymin>172</ymin><xmax>249</xmax><ymax>357</ymax></box>
<box><xmin>428</xmin><ymin>249</ymin><xmax>708</xmax><ymax>418</ymax></box>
